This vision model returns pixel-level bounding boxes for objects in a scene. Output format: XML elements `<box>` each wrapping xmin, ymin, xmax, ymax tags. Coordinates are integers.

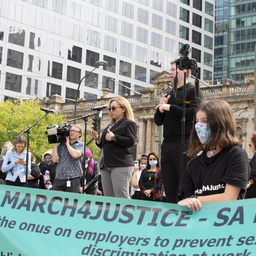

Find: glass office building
<box><xmin>0</xmin><ymin>0</ymin><xmax>214</xmax><ymax>102</ymax></box>
<box><xmin>214</xmin><ymin>0</ymin><xmax>256</xmax><ymax>84</ymax></box>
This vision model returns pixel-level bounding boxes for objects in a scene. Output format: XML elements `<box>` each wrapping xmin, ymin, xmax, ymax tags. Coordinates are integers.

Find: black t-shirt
<box><xmin>179</xmin><ymin>146</ymin><xmax>250</xmax><ymax>199</ymax></box>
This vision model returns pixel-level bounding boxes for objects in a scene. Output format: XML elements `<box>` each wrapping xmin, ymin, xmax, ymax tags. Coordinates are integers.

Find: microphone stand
<box><xmin>16</xmin><ymin>112</ymin><xmax>49</xmax><ymax>184</ymax></box>
<box><xmin>68</xmin><ymin>112</ymin><xmax>97</xmax><ymax>194</ymax></box>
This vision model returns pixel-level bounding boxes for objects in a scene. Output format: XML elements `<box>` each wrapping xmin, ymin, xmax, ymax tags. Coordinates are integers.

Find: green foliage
<box><xmin>0</xmin><ymin>99</ymin><xmax>65</xmax><ymax>163</ymax></box>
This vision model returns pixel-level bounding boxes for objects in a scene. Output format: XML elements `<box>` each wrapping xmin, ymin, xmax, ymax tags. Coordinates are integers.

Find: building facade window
<box><xmin>8</xmin><ymin>26</ymin><xmax>25</xmax><ymax>46</ymax></box>
<box><xmin>166</xmin><ymin>19</ymin><xmax>176</xmax><ymax>35</ymax></box>
<box><xmin>103</xmin><ymin>55</ymin><xmax>116</xmax><ymax>73</ymax></box>
<box><xmin>87</xmin><ymin>29</ymin><xmax>101</xmax><ymax>48</ymax></box>
<box><xmin>193</xmin><ymin>0</ymin><xmax>202</xmax><ymax>11</ymax></box>
<box><xmin>165</xmin><ymin>38</ymin><xmax>177</xmax><ymax>53</ymax></box>
<box><xmin>7</xmin><ymin>49</ymin><xmax>24</xmax><ymax>69</ymax></box>
<box><xmin>137</xmin><ymin>27</ymin><xmax>148</xmax><ymax>43</ymax></box>
<box><xmin>136</xmin><ymin>46</ymin><xmax>148</xmax><ymax>63</ymax></box>
<box><xmin>192</xmin><ymin>30</ymin><xmax>201</xmax><ymax>45</ymax></box>
<box><xmin>179</xmin><ymin>25</ymin><xmax>189</xmax><ymax>40</ymax></box>
<box><xmin>120</xmin><ymin>41</ymin><xmax>132</xmax><ymax>57</ymax></box>
<box><xmin>66</xmin><ymin>87</ymin><xmax>76</xmax><ymax>101</ymax></box>
<box><xmin>104</xmin><ymin>35</ymin><xmax>117</xmax><ymax>53</ymax></box>
<box><xmin>84</xmin><ymin>92</ymin><xmax>97</xmax><ymax>100</ymax></box>
<box><xmin>180</xmin><ymin>0</ymin><xmax>190</xmax><ymax>5</ymax></box>
<box><xmin>119</xmin><ymin>61</ymin><xmax>132</xmax><ymax>78</ymax></box>
<box><xmin>204</xmin><ymin>35</ymin><xmax>213</xmax><ymax>50</ymax></box>
<box><xmin>84</xmin><ymin>72</ymin><xmax>98</xmax><ymax>89</ymax></box>
<box><xmin>102</xmin><ymin>76</ymin><xmax>115</xmax><ymax>93</ymax></box>
<box><xmin>28</xmin><ymin>55</ymin><xmax>44</xmax><ymax>74</ymax></box>
<box><xmin>122</xmin><ymin>2</ymin><xmax>134</xmax><ymax>19</ymax></box>
<box><xmin>66</xmin><ymin>66</ymin><xmax>81</xmax><ymax>84</ymax></box>
<box><xmin>48</xmin><ymin>61</ymin><xmax>63</xmax><ymax>79</ymax></box>
<box><xmin>5</xmin><ymin>73</ymin><xmax>22</xmax><ymax>92</ymax></box>
<box><xmin>205</xmin><ymin>1</ymin><xmax>214</xmax><ymax>16</ymax></box>
<box><xmin>68</xmin><ymin>45</ymin><xmax>82</xmax><ymax>63</ymax></box>
<box><xmin>121</xmin><ymin>21</ymin><xmax>133</xmax><ymax>38</ymax></box>
<box><xmin>137</xmin><ymin>8</ymin><xmax>149</xmax><ymax>24</ymax></box>
<box><xmin>180</xmin><ymin>8</ymin><xmax>190</xmax><ymax>23</ymax></box>
<box><xmin>205</xmin><ymin>18</ymin><xmax>213</xmax><ymax>33</ymax></box>
<box><xmin>150</xmin><ymin>51</ymin><xmax>162</xmax><ymax>67</ymax></box>
<box><xmin>26</xmin><ymin>78</ymin><xmax>42</xmax><ymax>97</ymax></box>
<box><xmin>151</xmin><ymin>32</ymin><xmax>162</xmax><ymax>48</ymax></box>
<box><xmin>52</xmin><ymin>0</ymin><xmax>67</xmax><ymax>14</ymax></box>
<box><xmin>152</xmin><ymin>0</ymin><xmax>163</xmax><ymax>11</ymax></box>
<box><xmin>106</xmin><ymin>0</ymin><xmax>119</xmax><ymax>13</ymax></box>
<box><xmin>192</xmin><ymin>13</ymin><xmax>202</xmax><ymax>28</ymax></box>
<box><xmin>46</xmin><ymin>83</ymin><xmax>61</xmax><ymax>97</ymax></box>
<box><xmin>150</xmin><ymin>70</ymin><xmax>159</xmax><ymax>84</ymax></box>
<box><xmin>204</xmin><ymin>52</ymin><xmax>213</xmax><ymax>67</ymax></box>
<box><xmin>192</xmin><ymin>47</ymin><xmax>201</xmax><ymax>63</ymax></box>
<box><xmin>152</xmin><ymin>14</ymin><xmax>163</xmax><ymax>30</ymax></box>
<box><xmin>86</xmin><ymin>50</ymin><xmax>99</xmax><ymax>67</ymax></box>
<box><xmin>203</xmin><ymin>70</ymin><xmax>212</xmax><ymax>81</ymax></box>
<box><xmin>135</xmin><ymin>65</ymin><xmax>147</xmax><ymax>82</ymax></box>
<box><xmin>105</xmin><ymin>15</ymin><xmax>118</xmax><ymax>33</ymax></box>
<box><xmin>118</xmin><ymin>80</ymin><xmax>131</xmax><ymax>96</ymax></box>
<box><xmin>166</xmin><ymin>2</ymin><xmax>177</xmax><ymax>17</ymax></box>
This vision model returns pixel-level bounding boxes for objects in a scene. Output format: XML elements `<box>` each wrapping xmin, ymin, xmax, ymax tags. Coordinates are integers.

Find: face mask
<box><xmin>149</xmin><ymin>161</ymin><xmax>157</xmax><ymax>167</ymax></box>
<box><xmin>44</xmin><ymin>157</ymin><xmax>51</xmax><ymax>164</ymax></box>
<box><xmin>140</xmin><ymin>164</ymin><xmax>147</xmax><ymax>169</ymax></box>
<box><xmin>2</xmin><ymin>148</ymin><xmax>7</xmax><ymax>155</ymax></box>
<box><xmin>195</xmin><ymin>122</ymin><xmax>211</xmax><ymax>144</ymax></box>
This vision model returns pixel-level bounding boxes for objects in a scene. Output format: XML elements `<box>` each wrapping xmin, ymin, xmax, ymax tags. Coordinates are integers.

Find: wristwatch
<box><xmin>111</xmin><ymin>135</ymin><xmax>115</xmax><ymax>141</ymax></box>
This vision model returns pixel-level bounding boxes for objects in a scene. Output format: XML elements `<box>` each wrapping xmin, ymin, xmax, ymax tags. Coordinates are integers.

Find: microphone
<box><xmin>40</xmin><ymin>108</ymin><xmax>56</xmax><ymax>114</ymax></box>
<box><xmin>91</xmin><ymin>104</ymin><xmax>108</xmax><ymax>111</ymax></box>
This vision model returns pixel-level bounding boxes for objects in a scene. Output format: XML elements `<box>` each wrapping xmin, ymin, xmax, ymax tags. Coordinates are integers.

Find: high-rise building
<box><xmin>214</xmin><ymin>0</ymin><xmax>256</xmax><ymax>84</ymax></box>
<box><xmin>0</xmin><ymin>0</ymin><xmax>214</xmax><ymax>102</ymax></box>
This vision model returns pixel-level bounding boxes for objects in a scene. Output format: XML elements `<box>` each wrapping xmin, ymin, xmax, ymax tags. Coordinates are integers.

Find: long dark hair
<box><xmin>146</xmin><ymin>152</ymin><xmax>160</xmax><ymax>169</ymax></box>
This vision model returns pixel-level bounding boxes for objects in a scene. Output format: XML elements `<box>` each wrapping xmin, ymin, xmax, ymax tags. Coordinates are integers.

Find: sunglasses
<box><xmin>108</xmin><ymin>106</ymin><xmax>122</xmax><ymax>112</ymax></box>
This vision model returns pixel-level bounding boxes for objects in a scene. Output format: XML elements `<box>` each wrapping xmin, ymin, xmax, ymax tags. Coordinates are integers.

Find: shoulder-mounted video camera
<box><xmin>46</xmin><ymin>124</ymin><xmax>71</xmax><ymax>144</ymax></box>
<box><xmin>177</xmin><ymin>44</ymin><xmax>197</xmax><ymax>70</ymax></box>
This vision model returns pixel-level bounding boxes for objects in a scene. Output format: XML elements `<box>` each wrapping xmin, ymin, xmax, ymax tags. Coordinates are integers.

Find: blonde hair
<box><xmin>72</xmin><ymin>124</ymin><xmax>83</xmax><ymax>138</ymax></box>
<box><xmin>171</xmin><ymin>59</ymin><xmax>191</xmax><ymax>79</ymax></box>
<box><xmin>108</xmin><ymin>97</ymin><xmax>134</xmax><ymax>122</ymax></box>
<box><xmin>1</xmin><ymin>141</ymin><xmax>13</xmax><ymax>157</ymax></box>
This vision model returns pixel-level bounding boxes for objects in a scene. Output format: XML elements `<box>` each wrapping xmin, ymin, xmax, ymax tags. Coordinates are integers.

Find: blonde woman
<box><xmin>89</xmin><ymin>96</ymin><xmax>137</xmax><ymax>198</ymax></box>
<box><xmin>0</xmin><ymin>141</ymin><xmax>13</xmax><ymax>181</ymax></box>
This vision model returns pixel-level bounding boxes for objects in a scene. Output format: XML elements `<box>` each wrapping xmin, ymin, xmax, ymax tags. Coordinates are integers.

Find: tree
<box><xmin>0</xmin><ymin>99</ymin><xmax>65</xmax><ymax>163</ymax></box>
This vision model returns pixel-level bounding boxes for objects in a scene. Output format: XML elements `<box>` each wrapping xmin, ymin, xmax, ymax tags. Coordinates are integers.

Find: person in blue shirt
<box><xmin>2</xmin><ymin>136</ymin><xmax>31</xmax><ymax>186</ymax></box>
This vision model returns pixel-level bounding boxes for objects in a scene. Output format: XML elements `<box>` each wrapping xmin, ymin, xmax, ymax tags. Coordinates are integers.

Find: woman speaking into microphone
<box><xmin>89</xmin><ymin>96</ymin><xmax>137</xmax><ymax>198</ymax></box>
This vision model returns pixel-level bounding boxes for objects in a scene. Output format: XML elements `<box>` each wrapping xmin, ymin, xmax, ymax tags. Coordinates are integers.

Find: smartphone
<box><xmin>19</xmin><ymin>158</ymin><xmax>24</xmax><ymax>160</ymax></box>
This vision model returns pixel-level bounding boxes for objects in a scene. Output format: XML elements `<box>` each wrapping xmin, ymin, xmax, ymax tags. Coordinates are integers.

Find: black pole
<box><xmin>16</xmin><ymin>112</ymin><xmax>49</xmax><ymax>184</ymax></box>
<box><xmin>180</xmin><ymin>71</ymin><xmax>187</xmax><ymax>177</ymax></box>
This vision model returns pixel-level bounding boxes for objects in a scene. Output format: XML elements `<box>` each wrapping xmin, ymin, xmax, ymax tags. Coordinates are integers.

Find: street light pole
<box><xmin>74</xmin><ymin>60</ymin><xmax>107</xmax><ymax>122</ymax></box>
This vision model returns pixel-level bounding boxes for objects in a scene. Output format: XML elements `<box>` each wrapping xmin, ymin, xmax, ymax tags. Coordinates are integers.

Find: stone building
<box><xmin>40</xmin><ymin>71</ymin><xmax>255</xmax><ymax>159</ymax></box>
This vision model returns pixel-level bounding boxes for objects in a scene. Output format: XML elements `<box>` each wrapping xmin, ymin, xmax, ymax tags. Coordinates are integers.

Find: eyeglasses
<box><xmin>108</xmin><ymin>106</ymin><xmax>121</xmax><ymax>112</ymax></box>
<box><xmin>70</xmin><ymin>130</ymin><xmax>80</xmax><ymax>133</ymax></box>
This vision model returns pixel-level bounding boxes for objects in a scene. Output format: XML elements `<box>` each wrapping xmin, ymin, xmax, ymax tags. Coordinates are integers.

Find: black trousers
<box><xmin>161</xmin><ymin>140</ymin><xmax>190</xmax><ymax>203</ymax></box>
<box><xmin>51</xmin><ymin>177</ymin><xmax>81</xmax><ymax>193</ymax></box>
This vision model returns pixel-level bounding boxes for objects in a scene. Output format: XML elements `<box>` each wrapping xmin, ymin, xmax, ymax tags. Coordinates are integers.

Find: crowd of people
<box><xmin>0</xmin><ymin>59</ymin><xmax>255</xmax><ymax>212</ymax></box>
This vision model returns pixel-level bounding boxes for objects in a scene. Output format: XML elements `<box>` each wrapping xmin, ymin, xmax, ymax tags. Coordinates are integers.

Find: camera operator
<box><xmin>51</xmin><ymin>124</ymin><xmax>84</xmax><ymax>193</ymax></box>
<box><xmin>154</xmin><ymin>58</ymin><xmax>203</xmax><ymax>203</ymax></box>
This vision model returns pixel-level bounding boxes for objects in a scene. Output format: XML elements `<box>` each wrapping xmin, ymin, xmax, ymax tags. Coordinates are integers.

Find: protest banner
<box><xmin>0</xmin><ymin>184</ymin><xmax>256</xmax><ymax>256</ymax></box>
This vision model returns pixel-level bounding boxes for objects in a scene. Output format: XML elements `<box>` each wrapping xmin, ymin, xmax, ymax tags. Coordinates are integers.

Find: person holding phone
<box><xmin>2</xmin><ymin>136</ymin><xmax>31</xmax><ymax>186</ymax></box>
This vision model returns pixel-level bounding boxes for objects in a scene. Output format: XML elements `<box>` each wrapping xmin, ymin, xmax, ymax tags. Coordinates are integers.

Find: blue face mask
<box><xmin>195</xmin><ymin>122</ymin><xmax>211</xmax><ymax>144</ymax></box>
<box><xmin>140</xmin><ymin>164</ymin><xmax>147</xmax><ymax>169</ymax></box>
<box><xmin>149</xmin><ymin>161</ymin><xmax>157</xmax><ymax>167</ymax></box>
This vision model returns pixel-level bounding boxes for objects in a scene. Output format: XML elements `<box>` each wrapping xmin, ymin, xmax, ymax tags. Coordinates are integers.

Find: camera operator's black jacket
<box><xmin>96</xmin><ymin>117</ymin><xmax>137</xmax><ymax>167</ymax></box>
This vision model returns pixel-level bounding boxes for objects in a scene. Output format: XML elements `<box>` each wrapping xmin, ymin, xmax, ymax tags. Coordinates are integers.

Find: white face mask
<box><xmin>195</xmin><ymin>122</ymin><xmax>211</xmax><ymax>144</ymax></box>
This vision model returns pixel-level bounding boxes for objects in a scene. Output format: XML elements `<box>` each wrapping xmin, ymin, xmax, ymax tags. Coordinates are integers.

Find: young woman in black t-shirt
<box><xmin>178</xmin><ymin>99</ymin><xmax>250</xmax><ymax>212</ymax></box>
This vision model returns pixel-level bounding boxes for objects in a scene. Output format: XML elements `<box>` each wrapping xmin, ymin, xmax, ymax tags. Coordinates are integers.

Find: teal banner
<box><xmin>0</xmin><ymin>185</ymin><xmax>256</xmax><ymax>255</ymax></box>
